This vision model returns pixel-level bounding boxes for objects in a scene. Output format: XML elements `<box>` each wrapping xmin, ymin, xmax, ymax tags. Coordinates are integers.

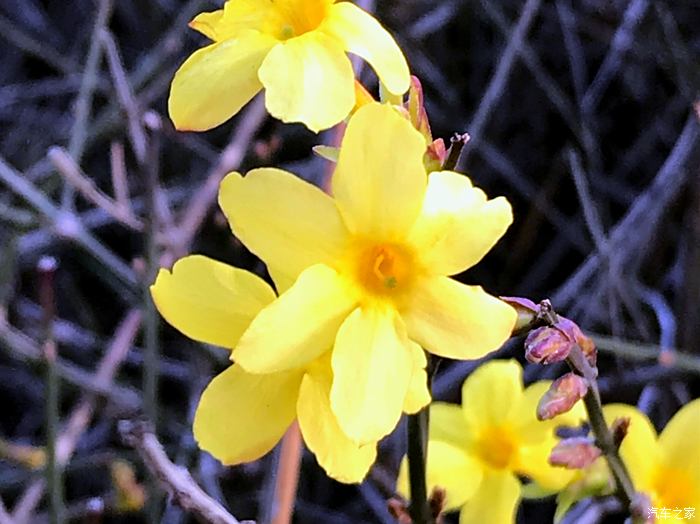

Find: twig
<box><xmin>38</xmin><ymin>257</ymin><xmax>63</xmax><ymax>524</ymax></box>
<box><xmin>459</xmin><ymin>0</ymin><xmax>543</xmax><ymax>168</ymax></box>
<box><xmin>47</xmin><ymin>146</ymin><xmax>143</xmax><ymax>230</ymax></box>
<box><xmin>11</xmin><ymin>310</ymin><xmax>142</xmax><ymax>524</ymax></box>
<box><xmin>0</xmin><ymin>497</ymin><xmax>12</xmax><ymax>524</ymax></box>
<box><xmin>62</xmin><ymin>0</ymin><xmax>114</xmax><ymax>209</ymax></box>
<box><xmin>119</xmin><ymin>420</ymin><xmax>242</xmax><ymax>524</ymax></box>
<box><xmin>168</xmin><ymin>97</ymin><xmax>267</xmax><ymax>264</ymax></box>
<box><xmin>0</xmin><ymin>154</ymin><xmax>138</xmax><ymax>292</ymax></box>
<box><xmin>592</xmin><ymin>334</ymin><xmax>700</xmax><ymax>375</ymax></box>
<box><xmin>109</xmin><ymin>141</ymin><xmax>132</xmax><ymax>213</ymax></box>
<box><xmin>270</xmin><ymin>422</ymin><xmax>302</xmax><ymax>524</ymax></box>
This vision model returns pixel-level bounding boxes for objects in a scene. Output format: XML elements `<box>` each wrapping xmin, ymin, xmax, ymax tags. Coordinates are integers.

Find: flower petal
<box><xmin>429</xmin><ymin>402</ymin><xmax>470</xmax><ymax>449</ymax></box>
<box><xmin>233</xmin><ymin>264</ymin><xmax>357</xmax><ymax>373</ymax></box>
<box><xmin>460</xmin><ymin>359</ymin><xmax>524</xmax><ymax>430</ymax></box>
<box><xmin>403</xmin><ymin>277</ymin><xmax>517</xmax><ymax>360</ymax></box>
<box><xmin>603</xmin><ymin>404</ymin><xmax>658</xmax><ymax>489</ymax></box>
<box><xmin>331</xmin><ymin>103</ymin><xmax>427</xmax><ymax>239</ymax></box>
<box><xmin>297</xmin><ymin>360</ymin><xmax>376</xmax><ymax>483</ymax></box>
<box><xmin>657</xmin><ymin>398</ymin><xmax>700</xmax><ymax>475</ymax></box>
<box><xmin>193</xmin><ymin>364</ymin><xmax>303</xmax><ymax>464</ymax></box>
<box><xmin>258</xmin><ymin>32</ymin><xmax>355</xmax><ymax>132</ymax></box>
<box><xmin>320</xmin><ymin>2</ymin><xmax>410</xmax><ymax>95</ymax></box>
<box><xmin>402</xmin><ymin>341</ymin><xmax>430</xmax><ymax>415</ymax></box>
<box><xmin>189</xmin><ymin>10</ymin><xmax>225</xmax><ymax>41</ymax></box>
<box><xmin>150</xmin><ymin>255</ymin><xmax>276</xmax><ymax>349</ymax></box>
<box><xmin>409</xmin><ymin>171</ymin><xmax>513</xmax><ymax>276</ymax></box>
<box><xmin>398</xmin><ymin>441</ymin><xmax>483</xmax><ymax>511</ymax></box>
<box><xmin>458</xmin><ymin>471</ymin><xmax>521</xmax><ymax>524</ymax></box>
<box><xmin>168</xmin><ymin>33</ymin><xmax>275</xmax><ymax>131</ymax></box>
<box><xmin>218</xmin><ymin>169</ymin><xmax>349</xmax><ymax>286</ymax></box>
<box><xmin>331</xmin><ymin>306</ymin><xmax>412</xmax><ymax>443</ymax></box>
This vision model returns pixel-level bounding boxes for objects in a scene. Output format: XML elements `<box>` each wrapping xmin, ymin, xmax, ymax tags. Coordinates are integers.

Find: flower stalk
<box><xmin>407</xmin><ymin>406</ymin><xmax>433</xmax><ymax>524</ymax></box>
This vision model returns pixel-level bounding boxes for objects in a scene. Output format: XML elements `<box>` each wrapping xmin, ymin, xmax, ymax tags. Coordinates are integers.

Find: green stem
<box><xmin>39</xmin><ymin>258</ymin><xmax>63</xmax><ymax>524</ymax></box>
<box><xmin>567</xmin><ymin>347</ymin><xmax>636</xmax><ymax>509</ymax></box>
<box><xmin>407</xmin><ymin>408</ymin><xmax>433</xmax><ymax>524</ymax></box>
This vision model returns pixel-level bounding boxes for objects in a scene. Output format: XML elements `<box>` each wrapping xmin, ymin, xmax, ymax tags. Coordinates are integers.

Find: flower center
<box><xmin>273</xmin><ymin>0</ymin><xmax>330</xmax><ymax>39</ymax></box>
<box><xmin>474</xmin><ymin>426</ymin><xmax>516</xmax><ymax>470</ymax></box>
<box><xmin>354</xmin><ymin>243</ymin><xmax>416</xmax><ymax>298</ymax></box>
<box><xmin>651</xmin><ymin>466</ymin><xmax>694</xmax><ymax>510</ymax></box>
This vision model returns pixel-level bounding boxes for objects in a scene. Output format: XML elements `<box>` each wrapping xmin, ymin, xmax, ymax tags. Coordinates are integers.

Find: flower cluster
<box><xmin>153</xmin><ymin>99</ymin><xmax>516</xmax><ymax>481</ymax></box>
<box><xmin>397</xmin><ymin>360</ymin><xmax>584</xmax><ymax>523</ymax></box>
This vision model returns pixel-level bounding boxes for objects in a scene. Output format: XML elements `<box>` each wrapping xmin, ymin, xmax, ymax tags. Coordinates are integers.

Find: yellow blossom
<box><xmin>219</xmin><ymin>102</ymin><xmax>516</xmax><ymax>444</ymax></box>
<box><xmin>602</xmin><ymin>402</ymin><xmax>700</xmax><ymax>519</ymax></box>
<box><xmin>169</xmin><ymin>0</ymin><xmax>410</xmax><ymax>132</ymax></box>
<box><xmin>150</xmin><ymin>255</ymin><xmax>428</xmax><ymax>483</ymax></box>
<box><xmin>397</xmin><ymin>360</ymin><xmax>585</xmax><ymax>524</ymax></box>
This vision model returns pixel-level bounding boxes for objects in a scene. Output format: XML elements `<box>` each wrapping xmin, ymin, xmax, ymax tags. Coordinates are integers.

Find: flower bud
<box><xmin>549</xmin><ymin>437</ymin><xmax>602</xmax><ymax>469</ymax></box>
<box><xmin>611</xmin><ymin>416</ymin><xmax>631</xmax><ymax>448</ymax></box>
<box><xmin>537</xmin><ymin>373</ymin><xmax>588</xmax><ymax>420</ymax></box>
<box><xmin>500</xmin><ymin>296</ymin><xmax>539</xmax><ymax>335</ymax></box>
<box><xmin>525</xmin><ymin>326</ymin><xmax>572</xmax><ymax>364</ymax></box>
<box><xmin>555</xmin><ymin>317</ymin><xmax>597</xmax><ymax>367</ymax></box>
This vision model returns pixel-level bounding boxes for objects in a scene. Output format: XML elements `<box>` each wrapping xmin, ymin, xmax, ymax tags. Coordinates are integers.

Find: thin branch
<box><xmin>270</xmin><ymin>423</ymin><xmax>302</xmax><ymax>524</ymax></box>
<box><xmin>119</xmin><ymin>420</ymin><xmax>244</xmax><ymax>524</ymax></box>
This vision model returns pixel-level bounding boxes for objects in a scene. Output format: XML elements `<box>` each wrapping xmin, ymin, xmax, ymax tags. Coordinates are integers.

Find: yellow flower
<box><xmin>169</xmin><ymin>0</ymin><xmax>410</xmax><ymax>132</ymax></box>
<box><xmin>219</xmin><ymin>102</ymin><xmax>516</xmax><ymax>444</ymax></box>
<box><xmin>602</xmin><ymin>401</ymin><xmax>700</xmax><ymax>519</ymax></box>
<box><xmin>150</xmin><ymin>255</ymin><xmax>428</xmax><ymax>483</ymax></box>
<box><xmin>397</xmin><ymin>360</ymin><xmax>584</xmax><ymax>524</ymax></box>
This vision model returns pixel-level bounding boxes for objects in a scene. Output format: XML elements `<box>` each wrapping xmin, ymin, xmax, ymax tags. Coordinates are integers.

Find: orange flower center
<box><xmin>353</xmin><ymin>243</ymin><xmax>416</xmax><ymax>299</ymax></box>
<box><xmin>651</xmin><ymin>466</ymin><xmax>695</xmax><ymax>510</ymax></box>
<box><xmin>474</xmin><ymin>426</ymin><xmax>517</xmax><ymax>470</ymax></box>
<box><xmin>274</xmin><ymin>0</ymin><xmax>330</xmax><ymax>39</ymax></box>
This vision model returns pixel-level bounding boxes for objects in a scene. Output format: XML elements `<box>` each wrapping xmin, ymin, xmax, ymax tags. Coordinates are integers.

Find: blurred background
<box><xmin>0</xmin><ymin>0</ymin><xmax>698</xmax><ymax>522</ymax></box>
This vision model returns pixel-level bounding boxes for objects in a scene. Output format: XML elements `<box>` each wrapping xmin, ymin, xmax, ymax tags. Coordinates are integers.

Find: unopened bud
<box><xmin>556</xmin><ymin>317</ymin><xmax>597</xmax><ymax>367</ymax></box>
<box><xmin>549</xmin><ymin>437</ymin><xmax>602</xmax><ymax>469</ymax></box>
<box><xmin>611</xmin><ymin>416</ymin><xmax>631</xmax><ymax>448</ymax></box>
<box><xmin>387</xmin><ymin>498</ymin><xmax>411</xmax><ymax>524</ymax></box>
<box><xmin>429</xmin><ymin>486</ymin><xmax>447</xmax><ymax>520</ymax></box>
<box><xmin>525</xmin><ymin>326</ymin><xmax>572</xmax><ymax>364</ymax></box>
<box><xmin>537</xmin><ymin>373</ymin><xmax>588</xmax><ymax>420</ymax></box>
<box><xmin>501</xmin><ymin>296</ymin><xmax>539</xmax><ymax>335</ymax></box>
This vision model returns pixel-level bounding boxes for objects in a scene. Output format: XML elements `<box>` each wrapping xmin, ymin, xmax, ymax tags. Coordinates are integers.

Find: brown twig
<box><xmin>119</xmin><ymin>420</ymin><xmax>244</xmax><ymax>524</ymax></box>
<box><xmin>11</xmin><ymin>310</ymin><xmax>142</xmax><ymax>524</ymax></box>
<box><xmin>270</xmin><ymin>422</ymin><xmax>303</xmax><ymax>524</ymax></box>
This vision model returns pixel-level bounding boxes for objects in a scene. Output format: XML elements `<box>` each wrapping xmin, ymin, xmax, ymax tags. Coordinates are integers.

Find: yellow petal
<box><xmin>397</xmin><ymin>441</ymin><xmax>483</xmax><ymax>512</ymax></box>
<box><xmin>460</xmin><ymin>360</ymin><xmax>524</xmax><ymax>430</ymax></box>
<box><xmin>409</xmin><ymin>171</ymin><xmax>513</xmax><ymax>276</ymax></box>
<box><xmin>458</xmin><ymin>471</ymin><xmax>521</xmax><ymax>524</ymax></box>
<box><xmin>297</xmin><ymin>361</ymin><xmax>376</xmax><ymax>483</ymax></box>
<box><xmin>219</xmin><ymin>0</ymin><xmax>285</xmax><ymax>38</ymax></box>
<box><xmin>189</xmin><ymin>10</ymin><xmax>225</xmax><ymax>41</ymax></box>
<box><xmin>331</xmin><ymin>102</ymin><xmax>427</xmax><ymax>239</ymax></box>
<box><xmin>258</xmin><ymin>32</ymin><xmax>355</xmax><ymax>132</ymax></box>
<box><xmin>218</xmin><ymin>170</ymin><xmax>349</xmax><ymax>286</ymax></box>
<box><xmin>429</xmin><ymin>402</ymin><xmax>469</xmax><ymax>449</ymax></box>
<box><xmin>516</xmin><ymin>435</ymin><xmax>577</xmax><ymax>491</ymax></box>
<box><xmin>403</xmin><ymin>277</ymin><xmax>517</xmax><ymax>360</ymax></box>
<box><xmin>168</xmin><ymin>33</ymin><xmax>275</xmax><ymax>131</ymax></box>
<box><xmin>320</xmin><ymin>2</ymin><xmax>410</xmax><ymax>95</ymax></box>
<box><xmin>330</xmin><ymin>306</ymin><xmax>413</xmax><ymax>443</ymax></box>
<box><xmin>657</xmin><ymin>398</ymin><xmax>700</xmax><ymax>475</ymax></box>
<box><xmin>603</xmin><ymin>404</ymin><xmax>658</xmax><ymax>489</ymax></box>
<box><xmin>150</xmin><ymin>255</ymin><xmax>276</xmax><ymax>349</ymax></box>
<box><xmin>402</xmin><ymin>341</ymin><xmax>430</xmax><ymax>415</ymax></box>
<box><xmin>193</xmin><ymin>364</ymin><xmax>303</xmax><ymax>464</ymax></box>
<box><xmin>233</xmin><ymin>264</ymin><xmax>357</xmax><ymax>373</ymax></box>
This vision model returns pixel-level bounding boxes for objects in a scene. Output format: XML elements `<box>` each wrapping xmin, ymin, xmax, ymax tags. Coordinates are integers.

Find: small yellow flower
<box><xmin>169</xmin><ymin>0</ymin><xmax>410</xmax><ymax>132</ymax></box>
<box><xmin>219</xmin><ymin>102</ymin><xmax>516</xmax><ymax>444</ymax></box>
<box><xmin>150</xmin><ymin>255</ymin><xmax>427</xmax><ymax>483</ymax></box>
<box><xmin>397</xmin><ymin>360</ymin><xmax>584</xmax><ymax>524</ymax></box>
<box><xmin>602</xmin><ymin>401</ymin><xmax>700</xmax><ymax>519</ymax></box>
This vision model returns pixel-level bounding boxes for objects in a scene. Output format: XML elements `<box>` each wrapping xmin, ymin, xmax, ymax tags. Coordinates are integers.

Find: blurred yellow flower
<box><xmin>220</xmin><ymin>102</ymin><xmax>516</xmax><ymax>444</ymax></box>
<box><xmin>169</xmin><ymin>0</ymin><xmax>410</xmax><ymax>132</ymax></box>
<box><xmin>602</xmin><ymin>402</ymin><xmax>700</xmax><ymax>519</ymax></box>
<box><xmin>150</xmin><ymin>255</ymin><xmax>428</xmax><ymax>483</ymax></box>
<box><xmin>397</xmin><ymin>360</ymin><xmax>584</xmax><ymax>524</ymax></box>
